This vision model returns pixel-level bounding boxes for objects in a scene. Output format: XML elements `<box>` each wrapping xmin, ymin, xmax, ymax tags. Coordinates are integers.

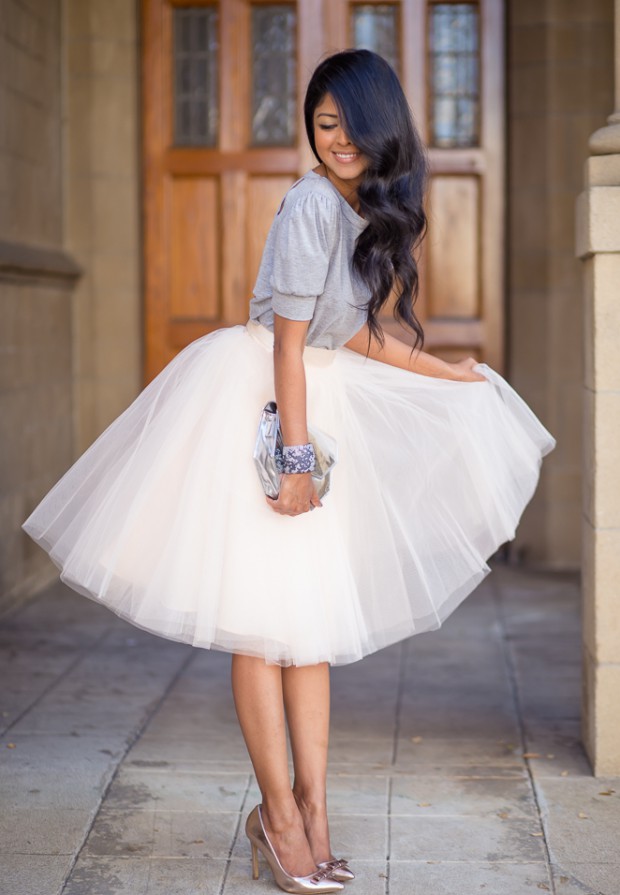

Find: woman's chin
<box><xmin>325</xmin><ymin>161</ymin><xmax>367</xmax><ymax>182</ymax></box>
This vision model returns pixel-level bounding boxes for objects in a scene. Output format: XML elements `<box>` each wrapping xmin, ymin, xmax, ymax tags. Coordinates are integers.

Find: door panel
<box><xmin>427</xmin><ymin>175</ymin><xmax>480</xmax><ymax>320</ymax></box>
<box><xmin>142</xmin><ymin>0</ymin><xmax>504</xmax><ymax>380</ymax></box>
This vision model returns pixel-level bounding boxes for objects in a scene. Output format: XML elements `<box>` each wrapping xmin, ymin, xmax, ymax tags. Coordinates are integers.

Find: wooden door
<box><xmin>143</xmin><ymin>0</ymin><xmax>504</xmax><ymax>381</ymax></box>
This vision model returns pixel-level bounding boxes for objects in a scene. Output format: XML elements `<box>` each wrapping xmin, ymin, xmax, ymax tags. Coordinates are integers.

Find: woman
<box><xmin>23</xmin><ymin>50</ymin><xmax>555</xmax><ymax>893</ymax></box>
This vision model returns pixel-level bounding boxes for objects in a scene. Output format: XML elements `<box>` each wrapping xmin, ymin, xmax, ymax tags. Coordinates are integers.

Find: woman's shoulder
<box><xmin>275</xmin><ymin>171</ymin><xmax>340</xmax><ymax>221</ymax></box>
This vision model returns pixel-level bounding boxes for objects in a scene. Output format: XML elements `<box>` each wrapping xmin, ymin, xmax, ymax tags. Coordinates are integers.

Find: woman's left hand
<box><xmin>448</xmin><ymin>357</ymin><xmax>487</xmax><ymax>382</ymax></box>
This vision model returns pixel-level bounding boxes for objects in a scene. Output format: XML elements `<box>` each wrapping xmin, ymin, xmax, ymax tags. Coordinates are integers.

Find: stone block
<box><xmin>103</xmin><ymin>767</ymin><xmax>250</xmax><ymax>813</ymax></box>
<box><xmin>64</xmin><ymin>0</ymin><xmax>90</xmax><ymax>40</ymax></box>
<box><xmin>0</xmin><ymin>732</ymin><xmax>126</xmax><ymax>810</ymax></box>
<box><xmin>82</xmin><ymin>808</ymin><xmax>238</xmax><ymax>859</ymax></box>
<box><xmin>550</xmin><ymin>190</ymin><xmax>580</xmax><ymax>253</ymax></box>
<box><xmin>533</xmin><ymin>775</ymin><xmax>620</xmax><ymax>864</ymax></box>
<box><xmin>390</xmin><ymin>861</ymin><xmax>551</xmax><ymax>895</ymax></box>
<box><xmin>546</xmin><ymin>0</ymin><xmax>614</xmax><ymax>23</ymax></box>
<box><xmin>323</xmin><ymin>774</ymin><xmax>389</xmax><ymax>815</ymax></box>
<box><xmin>589</xmin><ymin>122</ymin><xmax>620</xmax><ymax>156</ymax></box>
<box><xmin>89</xmin><ymin>0</ymin><xmax>138</xmax><ymax>41</ymax></box>
<box><xmin>509</xmin><ymin>66</ymin><xmax>548</xmax><ymax>117</ymax></box>
<box><xmin>583</xmin><ymin>520</ymin><xmax>620</xmax><ymax>662</ymax></box>
<box><xmin>65</xmin><ymin>173</ymin><xmax>95</xmax><ymax>254</ymax></box>
<box><xmin>327</xmin><ymin>734</ymin><xmax>394</xmax><ymax>769</ymax></box>
<box><xmin>67</xmin><ymin>36</ymin><xmax>137</xmax><ymax>81</ymax></box>
<box><xmin>522</xmin><ymin>719</ymin><xmax>594</xmax><ymax>779</ymax></box>
<box><xmin>585</xmin><ymin>153</ymin><xmax>620</xmax><ymax>187</ymax></box>
<box><xmin>391</xmin><ymin>777</ymin><xmax>537</xmax><ymax>819</ymax></box>
<box><xmin>552</xmin><ymin>861</ymin><xmax>620</xmax><ymax>895</ymax></box>
<box><xmin>390</xmin><ymin>815</ymin><xmax>546</xmax><ymax>862</ymax></box>
<box><xmin>590</xmin><ymin>392</ymin><xmax>620</xmax><ymax>529</ymax></box>
<box><xmin>90</xmin><ymin>76</ymin><xmax>138</xmax><ymax>177</ymax></box>
<box><xmin>65</xmin><ymin>78</ymin><xmax>96</xmax><ymax>180</ymax></box>
<box><xmin>92</xmin><ymin>177</ymin><xmax>139</xmax><ymax>257</ymax></box>
<box><xmin>0</xmin><ymin>807</ymin><xmax>92</xmax><ymax>856</ymax></box>
<box><xmin>509</xmin><ymin>115</ymin><xmax>548</xmax><ymax>189</ymax></box>
<box><xmin>576</xmin><ymin>186</ymin><xmax>620</xmax><ymax>257</ymax></box>
<box><xmin>583</xmin><ymin>253</ymin><xmax>620</xmax><ymax>392</ymax></box>
<box><xmin>0</xmin><ymin>855</ymin><xmax>71</xmax><ymax>895</ymax></box>
<box><xmin>126</xmin><ymin>734</ymin><xmax>253</xmax><ymax>767</ymax></box>
<box><xmin>9</xmin><ymin>689</ymin><xmax>161</xmax><ymax>738</ymax></box>
<box><xmin>581</xmin><ymin>649</ymin><xmax>620</xmax><ymax>776</ymax></box>
<box><xmin>510</xmin><ymin>24</ymin><xmax>547</xmax><ymax>65</ymax></box>
<box><xmin>393</xmin><ymin>736</ymin><xmax>525</xmax><ymax>776</ymax></box>
<box><xmin>5</xmin><ymin>0</ymin><xmax>47</xmax><ymax>60</ymax></box>
<box><xmin>135</xmin><ymin>692</ymin><xmax>238</xmax><ymax>742</ymax></box>
<box><xmin>63</xmin><ymin>855</ymin><xmax>225</xmax><ymax>895</ymax></box>
<box><xmin>92</xmin><ymin>286</ymin><xmax>140</xmax><ymax>380</ymax></box>
<box><xmin>319</xmin><ymin>815</ymin><xmax>387</xmax><ymax>862</ymax></box>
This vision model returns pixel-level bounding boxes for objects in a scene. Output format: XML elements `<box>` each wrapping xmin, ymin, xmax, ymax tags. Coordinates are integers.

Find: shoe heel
<box><xmin>251</xmin><ymin>841</ymin><xmax>259</xmax><ymax>880</ymax></box>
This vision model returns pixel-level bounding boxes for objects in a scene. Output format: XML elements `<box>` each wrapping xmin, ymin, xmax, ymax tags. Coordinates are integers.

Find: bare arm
<box><xmin>344</xmin><ymin>323</ymin><xmax>486</xmax><ymax>382</ymax></box>
<box><xmin>268</xmin><ymin>314</ymin><xmax>322</xmax><ymax>516</ymax></box>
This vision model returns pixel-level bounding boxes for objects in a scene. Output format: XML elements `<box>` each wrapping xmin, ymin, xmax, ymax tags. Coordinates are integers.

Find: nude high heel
<box><xmin>245</xmin><ymin>804</ymin><xmax>344</xmax><ymax>894</ymax></box>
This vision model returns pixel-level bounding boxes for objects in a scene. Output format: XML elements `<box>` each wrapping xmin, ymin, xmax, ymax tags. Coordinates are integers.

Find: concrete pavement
<box><xmin>1</xmin><ymin>564</ymin><xmax>618</xmax><ymax>895</ymax></box>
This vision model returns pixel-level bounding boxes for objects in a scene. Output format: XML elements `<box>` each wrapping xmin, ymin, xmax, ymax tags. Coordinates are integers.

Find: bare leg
<box><xmin>282</xmin><ymin>662</ymin><xmax>334</xmax><ymax>865</ymax></box>
<box><xmin>231</xmin><ymin>653</ymin><xmax>317</xmax><ymax>877</ymax></box>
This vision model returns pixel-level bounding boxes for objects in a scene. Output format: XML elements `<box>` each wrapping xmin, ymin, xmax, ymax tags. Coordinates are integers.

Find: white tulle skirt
<box><xmin>23</xmin><ymin>320</ymin><xmax>556</xmax><ymax>666</ymax></box>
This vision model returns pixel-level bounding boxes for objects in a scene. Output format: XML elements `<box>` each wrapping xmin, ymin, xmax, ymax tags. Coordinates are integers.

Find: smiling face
<box><xmin>312</xmin><ymin>93</ymin><xmax>368</xmax><ymax>193</ymax></box>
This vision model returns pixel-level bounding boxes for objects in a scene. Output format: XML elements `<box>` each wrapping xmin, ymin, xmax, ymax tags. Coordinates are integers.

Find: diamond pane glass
<box><xmin>251</xmin><ymin>5</ymin><xmax>297</xmax><ymax>147</ymax></box>
<box><xmin>173</xmin><ymin>7</ymin><xmax>218</xmax><ymax>147</ymax></box>
<box><xmin>351</xmin><ymin>5</ymin><xmax>399</xmax><ymax>74</ymax></box>
<box><xmin>429</xmin><ymin>3</ymin><xmax>480</xmax><ymax>148</ymax></box>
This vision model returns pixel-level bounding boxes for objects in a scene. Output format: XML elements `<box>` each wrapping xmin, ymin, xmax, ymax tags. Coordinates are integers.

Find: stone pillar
<box><xmin>577</xmin><ymin>0</ymin><xmax>620</xmax><ymax>777</ymax></box>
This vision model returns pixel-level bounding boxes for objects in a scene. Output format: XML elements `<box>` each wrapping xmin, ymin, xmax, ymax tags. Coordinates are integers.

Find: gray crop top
<box><xmin>249</xmin><ymin>169</ymin><xmax>371</xmax><ymax>349</ymax></box>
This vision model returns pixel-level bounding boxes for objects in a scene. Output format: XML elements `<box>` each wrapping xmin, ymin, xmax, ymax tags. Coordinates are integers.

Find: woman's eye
<box><xmin>319</xmin><ymin>125</ymin><xmax>337</xmax><ymax>131</ymax></box>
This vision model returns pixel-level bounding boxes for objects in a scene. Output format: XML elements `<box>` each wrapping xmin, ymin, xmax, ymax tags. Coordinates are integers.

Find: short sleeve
<box><xmin>270</xmin><ymin>192</ymin><xmax>339</xmax><ymax>321</ymax></box>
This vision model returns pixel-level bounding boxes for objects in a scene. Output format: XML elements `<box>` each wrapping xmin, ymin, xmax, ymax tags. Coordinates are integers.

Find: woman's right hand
<box><xmin>267</xmin><ymin>472</ymin><xmax>322</xmax><ymax>516</ymax></box>
<box><xmin>449</xmin><ymin>357</ymin><xmax>487</xmax><ymax>382</ymax></box>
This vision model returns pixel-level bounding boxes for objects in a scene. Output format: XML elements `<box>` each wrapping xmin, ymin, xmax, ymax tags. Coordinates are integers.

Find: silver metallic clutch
<box><xmin>253</xmin><ymin>401</ymin><xmax>338</xmax><ymax>500</ymax></box>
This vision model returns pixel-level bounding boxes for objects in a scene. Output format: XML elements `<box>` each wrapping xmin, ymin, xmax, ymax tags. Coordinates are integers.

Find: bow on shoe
<box><xmin>318</xmin><ymin>859</ymin><xmax>355</xmax><ymax>882</ymax></box>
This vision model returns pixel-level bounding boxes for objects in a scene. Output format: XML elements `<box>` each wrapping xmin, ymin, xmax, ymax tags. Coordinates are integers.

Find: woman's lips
<box><xmin>333</xmin><ymin>152</ymin><xmax>361</xmax><ymax>163</ymax></box>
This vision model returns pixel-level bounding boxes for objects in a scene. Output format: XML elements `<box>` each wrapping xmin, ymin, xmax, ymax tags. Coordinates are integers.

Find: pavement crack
<box><xmin>217</xmin><ymin>772</ymin><xmax>253</xmax><ymax>894</ymax></box>
<box><xmin>59</xmin><ymin>646</ymin><xmax>196</xmax><ymax>895</ymax></box>
<box><xmin>2</xmin><ymin>623</ymin><xmax>115</xmax><ymax>737</ymax></box>
<box><xmin>390</xmin><ymin>638</ymin><xmax>409</xmax><ymax>766</ymax></box>
<box><xmin>385</xmin><ymin>775</ymin><xmax>393</xmax><ymax>895</ymax></box>
<box><xmin>490</xmin><ymin>566</ymin><xmax>557</xmax><ymax>895</ymax></box>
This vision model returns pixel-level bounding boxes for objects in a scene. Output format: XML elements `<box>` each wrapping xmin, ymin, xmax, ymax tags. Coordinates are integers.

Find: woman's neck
<box><xmin>314</xmin><ymin>163</ymin><xmax>363</xmax><ymax>214</ymax></box>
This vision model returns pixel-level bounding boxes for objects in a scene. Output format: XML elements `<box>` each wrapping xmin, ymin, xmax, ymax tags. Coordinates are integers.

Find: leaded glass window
<box><xmin>173</xmin><ymin>7</ymin><xmax>219</xmax><ymax>146</ymax></box>
<box><xmin>428</xmin><ymin>3</ymin><xmax>480</xmax><ymax>148</ymax></box>
<box><xmin>251</xmin><ymin>5</ymin><xmax>297</xmax><ymax>147</ymax></box>
<box><xmin>351</xmin><ymin>4</ymin><xmax>399</xmax><ymax>74</ymax></box>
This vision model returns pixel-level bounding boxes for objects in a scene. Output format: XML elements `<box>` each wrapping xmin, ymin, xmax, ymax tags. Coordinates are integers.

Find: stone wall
<box><xmin>0</xmin><ymin>0</ymin><xmax>141</xmax><ymax>615</ymax></box>
<box><xmin>0</xmin><ymin>0</ymin><xmax>77</xmax><ymax>611</ymax></box>
<box><xmin>507</xmin><ymin>0</ymin><xmax>615</xmax><ymax>568</ymax></box>
<box><xmin>64</xmin><ymin>0</ymin><xmax>141</xmax><ymax>454</ymax></box>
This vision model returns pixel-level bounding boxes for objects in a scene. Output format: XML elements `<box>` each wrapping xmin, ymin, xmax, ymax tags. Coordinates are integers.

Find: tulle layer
<box><xmin>23</xmin><ymin>321</ymin><xmax>556</xmax><ymax>666</ymax></box>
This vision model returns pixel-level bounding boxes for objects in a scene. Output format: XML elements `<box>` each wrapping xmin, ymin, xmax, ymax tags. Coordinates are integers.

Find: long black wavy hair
<box><xmin>304</xmin><ymin>49</ymin><xmax>428</xmax><ymax>350</ymax></box>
